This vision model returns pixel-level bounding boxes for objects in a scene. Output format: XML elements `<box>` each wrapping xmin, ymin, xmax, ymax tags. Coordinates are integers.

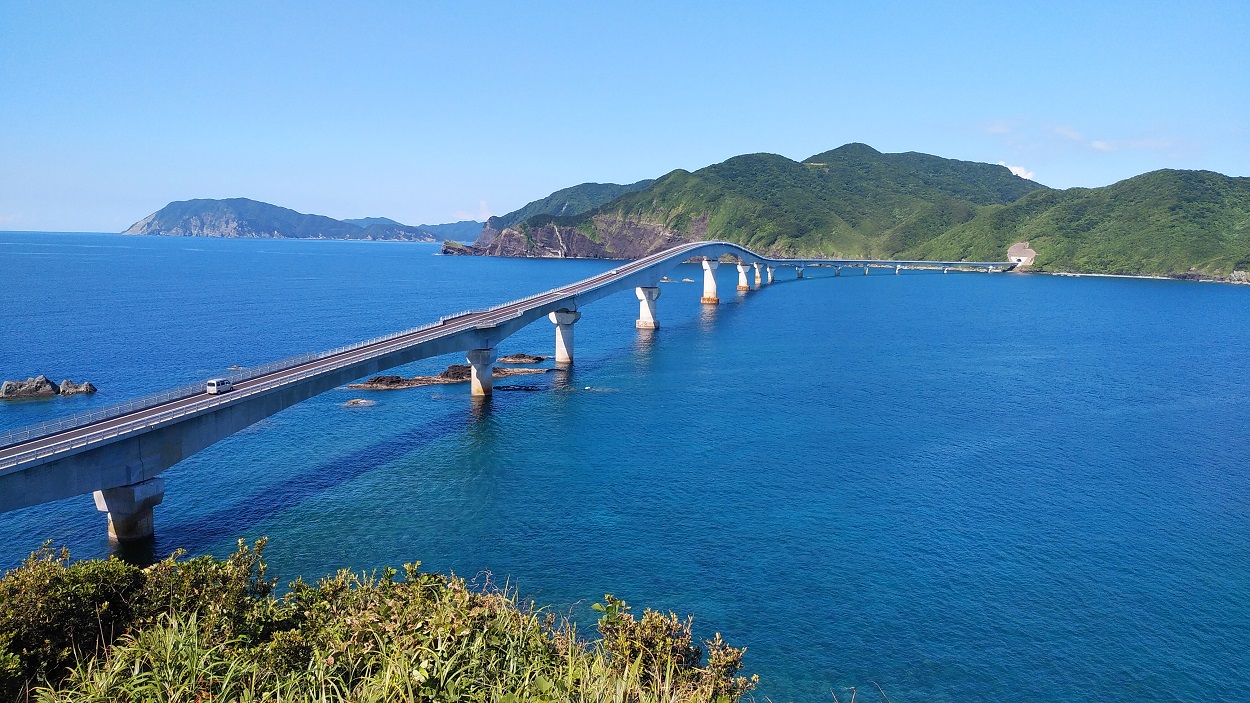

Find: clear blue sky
<box><xmin>2</xmin><ymin>0</ymin><xmax>1246</xmax><ymax>231</ymax></box>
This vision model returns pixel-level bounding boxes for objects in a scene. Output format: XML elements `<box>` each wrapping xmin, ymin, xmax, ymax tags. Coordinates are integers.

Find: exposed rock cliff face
<box><xmin>442</xmin><ymin>213</ymin><xmax>706</xmax><ymax>259</ymax></box>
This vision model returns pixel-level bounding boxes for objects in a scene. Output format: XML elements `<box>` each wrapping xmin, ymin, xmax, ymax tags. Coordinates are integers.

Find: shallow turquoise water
<box><xmin>2</xmin><ymin>231</ymin><xmax>1248</xmax><ymax>701</ymax></box>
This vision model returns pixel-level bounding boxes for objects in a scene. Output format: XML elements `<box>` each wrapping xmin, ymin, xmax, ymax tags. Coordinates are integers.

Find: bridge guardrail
<box><xmin>0</xmin><ymin>313</ymin><xmax>468</xmax><ymax>469</ymax></box>
<box><xmin>0</xmin><ymin>318</ymin><xmax>447</xmax><ymax>451</ymax></box>
<box><xmin>0</xmin><ymin>240</ymin><xmax>1010</xmax><ymax>457</ymax></box>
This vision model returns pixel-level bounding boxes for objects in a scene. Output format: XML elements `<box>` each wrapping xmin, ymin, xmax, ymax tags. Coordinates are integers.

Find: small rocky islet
<box><xmin>348</xmin><ymin>356</ymin><xmax>551</xmax><ymax>391</ymax></box>
<box><xmin>0</xmin><ymin>375</ymin><xmax>97</xmax><ymax>399</ymax></box>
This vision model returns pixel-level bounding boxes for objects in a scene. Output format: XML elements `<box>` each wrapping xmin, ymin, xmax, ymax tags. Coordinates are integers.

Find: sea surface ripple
<box><xmin>1</xmin><ymin>232</ymin><xmax>1247</xmax><ymax>701</ymax></box>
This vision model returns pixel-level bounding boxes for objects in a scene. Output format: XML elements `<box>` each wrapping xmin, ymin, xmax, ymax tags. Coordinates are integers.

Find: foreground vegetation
<box><xmin>0</xmin><ymin>540</ymin><xmax>756</xmax><ymax>702</ymax></box>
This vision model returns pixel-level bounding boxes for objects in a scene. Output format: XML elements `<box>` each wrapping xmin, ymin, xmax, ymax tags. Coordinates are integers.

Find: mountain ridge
<box><xmin>123</xmin><ymin>198</ymin><xmax>474</xmax><ymax>242</ymax></box>
<box><xmin>445</xmin><ymin>144</ymin><xmax>1250</xmax><ymax>279</ymax></box>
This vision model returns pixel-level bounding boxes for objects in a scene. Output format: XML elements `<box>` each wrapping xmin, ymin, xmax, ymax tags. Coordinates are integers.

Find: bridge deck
<box><xmin>0</xmin><ymin>241</ymin><xmax>1011</xmax><ymax>512</ymax></box>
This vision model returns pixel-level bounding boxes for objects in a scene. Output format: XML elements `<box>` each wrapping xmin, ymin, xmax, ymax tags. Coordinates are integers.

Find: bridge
<box><xmin>0</xmin><ymin>241</ymin><xmax>1013</xmax><ymax>542</ymax></box>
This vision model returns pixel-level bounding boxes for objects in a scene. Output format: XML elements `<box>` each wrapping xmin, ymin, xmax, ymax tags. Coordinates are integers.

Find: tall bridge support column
<box><xmin>864</xmin><ymin>264</ymin><xmax>870</xmax><ymax>275</ymax></box>
<box><xmin>753</xmin><ymin>263</ymin><xmax>763</xmax><ymax>288</ymax></box>
<box><xmin>943</xmin><ymin>266</ymin><xmax>950</xmax><ymax>274</ymax></box>
<box><xmin>701</xmin><ymin>259</ymin><xmax>720</xmax><ymax>304</ymax></box>
<box><xmin>766</xmin><ymin>265</ymin><xmax>775</xmax><ymax>284</ymax></box>
<box><xmin>467</xmin><ymin>348</ymin><xmax>496</xmax><ymax>396</ymax></box>
<box><xmin>94</xmin><ymin>477</ymin><xmax>164</xmax><ymax>542</ymax></box>
<box><xmin>549</xmin><ymin>309</ymin><xmax>581</xmax><ymax>365</ymax></box>
<box><xmin>795</xmin><ymin>266</ymin><xmax>805</xmax><ymax>279</ymax></box>
<box><xmin>895</xmin><ymin>265</ymin><xmax>902</xmax><ymax>275</ymax></box>
<box><xmin>834</xmin><ymin>266</ymin><xmax>841</xmax><ymax>277</ymax></box>
<box><xmin>635</xmin><ymin>287</ymin><xmax>660</xmax><ymax>329</ymax></box>
<box><xmin>736</xmin><ymin>263</ymin><xmax>752</xmax><ymax>291</ymax></box>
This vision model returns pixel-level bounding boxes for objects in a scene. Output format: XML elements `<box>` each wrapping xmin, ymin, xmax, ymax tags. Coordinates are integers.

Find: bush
<box><xmin>0</xmin><ymin>542</ymin><xmax>757</xmax><ymax>702</ymax></box>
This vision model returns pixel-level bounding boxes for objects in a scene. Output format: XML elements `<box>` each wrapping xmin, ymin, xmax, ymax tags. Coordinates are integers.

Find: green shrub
<box><xmin>0</xmin><ymin>542</ymin><xmax>756</xmax><ymax>702</ymax></box>
<box><xmin>0</xmin><ymin>544</ymin><xmax>143</xmax><ymax>698</ymax></box>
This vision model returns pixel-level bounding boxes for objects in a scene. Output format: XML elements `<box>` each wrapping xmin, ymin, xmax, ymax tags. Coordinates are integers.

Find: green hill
<box><xmin>124</xmin><ymin>199</ymin><xmax>438</xmax><ymax>242</ymax></box>
<box><xmin>449</xmin><ymin>144</ymin><xmax>1250</xmax><ymax>279</ymax></box>
<box><xmin>342</xmin><ymin>216</ymin><xmax>404</xmax><ymax>228</ymax></box>
<box><xmin>485</xmin><ymin>179</ymin><xmax>654</xmax><ymax>232</ymax></box>
<box><xmin>906</xmin><ymin>169</ymin><xmax>1250</xmax><ymax>276</ymax></box>
<box><xmin>455</xmin><ymin>144</ymin><xmax>1047</xmax><ymax>260</ymax></box>
<box><xmin>582</xmin><ymin>144</ymin><xmax>1044</xmax><ymax>257</ymax></box>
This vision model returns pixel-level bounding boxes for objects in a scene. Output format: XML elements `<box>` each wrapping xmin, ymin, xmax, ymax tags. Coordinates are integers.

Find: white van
<box><xmin>205</xmin><ymin>378</ymin><xmax>234</xmax><ymax>395</ymax></box>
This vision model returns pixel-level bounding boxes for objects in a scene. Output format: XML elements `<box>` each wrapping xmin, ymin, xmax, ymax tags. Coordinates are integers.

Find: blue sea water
<box><xmin>1</xmin><ymin>231</ymin><xmax>1248</xmax><ymax>701</ymax></box>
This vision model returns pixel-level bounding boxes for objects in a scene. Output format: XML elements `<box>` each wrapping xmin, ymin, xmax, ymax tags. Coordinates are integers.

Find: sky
<box><xmin>1</xmin><ymin>0</ymin><xmax>1247</xmax><ymax>232</ymax></box>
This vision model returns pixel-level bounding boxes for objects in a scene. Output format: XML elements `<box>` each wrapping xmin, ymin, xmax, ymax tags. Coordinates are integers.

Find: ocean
<box><xmin>1</xmin><ymin>231</ymin><xmax>1247</xmax><ymax>701</ymax></box>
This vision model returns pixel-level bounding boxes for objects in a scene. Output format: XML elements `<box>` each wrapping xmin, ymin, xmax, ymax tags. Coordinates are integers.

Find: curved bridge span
<box><xmin>0</xmin><ymin>242</ymin><xmax>1012</xmax><ymax>540</ymax></box>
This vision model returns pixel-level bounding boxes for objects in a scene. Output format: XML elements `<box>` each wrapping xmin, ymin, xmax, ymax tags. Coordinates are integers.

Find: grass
<box><xmin>1</xmin><ymin>541</ymin><xmax>757</xmax><ymax>703</ymax></box>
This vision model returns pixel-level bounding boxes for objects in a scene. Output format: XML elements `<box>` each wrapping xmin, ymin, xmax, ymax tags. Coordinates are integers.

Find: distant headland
<box><xmin>123</xmin><ymin>198</ymin><xmax>479</xmax><ymax>243</ymax></box>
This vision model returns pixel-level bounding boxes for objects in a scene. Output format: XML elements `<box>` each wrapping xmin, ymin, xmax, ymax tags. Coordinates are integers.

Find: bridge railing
<box><xmin>0</xmin><ymin>260</ymin><xmax>647</xmax><ymax>452</ymax></box>
<box><xmin>0</xmin><ymin>317</ymin><xmax>448</xmax><ymax>451</ymax></box>
<box><xmin>0</xmin><ymin>241</ymin><xmax>1009</xmax><ymax>453</ymax></box>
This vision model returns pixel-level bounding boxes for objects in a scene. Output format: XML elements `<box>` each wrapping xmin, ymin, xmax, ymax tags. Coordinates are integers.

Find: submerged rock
<box><xmin>0</xmin><ymin>376</ymin><xmax>60</xmax><ymax>399</ymax></box>
<box><xmin>496</xmin><ymin>353</ymin><xmax>547</xmax><ymax>364</ymax></box>
<box><xmin>344</xmin><ymin>398</ymin><xmax>377</xmax><ymax>407</ymax></box>
<box><xmin>59</xmin><ymin>379</ymin><xmax>98</xmax><ymax>395</ymax></box>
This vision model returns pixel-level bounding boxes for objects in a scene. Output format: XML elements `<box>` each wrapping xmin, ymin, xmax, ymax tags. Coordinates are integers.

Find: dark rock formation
<box><xmin>443</xmin><ymin>212</ymin><xmax>705</xmax><ymax>260</ymax></box>
<box><xmin>347</xmin><ymin>364</ymin><xmax>551</xmax><ymax>390</ymax></box>
<box><xmin>1</xmin><ymin>376</ymin><xmax>60</xmax><ymax>399</ymax></box>
<box><xmin>59</xmin><ymin>380</ymin><xmax>98</xmax><ymax>396</ymax></box>
<box><xmin>440</xmin><ymin>240</ymin><xmax>480</xmax><ymax>256</ymax></box>
<box><xmin>496</xmin><ymin>353</ymin><xmax>547</xmax><ymax>364</ymax></box>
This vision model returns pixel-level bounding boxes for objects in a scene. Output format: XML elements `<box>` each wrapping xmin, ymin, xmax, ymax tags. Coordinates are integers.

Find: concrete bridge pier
<box><xmin>635</xmin><ymin>287</ymin><xmax>660</xmax><ymax>329</ymax></box>
<box><xmin>864</xmin><ymin>264</ymin><xmax>870</xmax><ymax>275</ymax></box>
<box><xmin>736</xmin><ymin>263</ymin><xmax>752</xmax><ymax>291</ymax></box>
<box><xmin>766</xmin><ymin>265</ymin><xmax>775</xmax><ymax>284</ymax></box>
<box><xmin>795</xmin><ymin>266</ymin><xmax>805</xmax><ymax>279</ymax></box>
<box><xmin>895</xmin><ymin>265</ymin><xmax>902</xmax><ymax>275</ymax></box>
<box><xmin>943</xmin><ymin>266</ymin><xmax>950</xmax><ymax>274</ymax></box>
<box><xmin>467</xmin><ymin>348</ymin><xmax>496</xmax><ymax>396</ymax></box>
<box><xmin>701</xmin><ymin>259</ymin><xmax>720</xmax><ymax>304</ymax></box>
<box><xmin>834</xmin><ymin>266</ymin><xmax>841</xmax><ymax>276</ymax></box>
<box><xmin>549</xmin><ymin>309</ymin><xmax>581</xmax><ymax>364</ymax></box>
<box><xmin>753</xmin><ymin>263</ymin><xmax>763</xmax><ymax>288</ymax></box>
<box><xmin>94</xmin><ymin>477</ymin><xmax>164</xmax><ymax>542</ymax></box>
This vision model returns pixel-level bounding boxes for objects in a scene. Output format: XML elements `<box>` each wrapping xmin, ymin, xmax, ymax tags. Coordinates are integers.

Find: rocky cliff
<box><xmin>445</xmin><ymin>212</ymin><xmax>704</xmax><ymax>259</ymax></box>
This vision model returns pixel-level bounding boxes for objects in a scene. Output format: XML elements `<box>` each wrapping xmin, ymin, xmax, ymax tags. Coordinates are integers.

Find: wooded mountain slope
<box><xmin>124</xmin><ymin>198</ymin><xmax>437</xmax><ymax>241</ymax></box>
<box><xmin>485</xmin><ymin>180</ymin><xmax>654</xmax><ymax>232</ymax></box>
<box><xmin>451</xmin><ymin>144</ymin><xmax>1250</xmax><ymax>278</ymax></box>
<box><xmin>906</xmin><ymin>169</ymin><xmax>1250</xmax><ymax>275</ymax></box>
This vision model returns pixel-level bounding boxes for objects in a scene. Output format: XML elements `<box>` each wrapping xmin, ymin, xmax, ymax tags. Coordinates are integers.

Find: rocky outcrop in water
<box><xmin>0</xmin><ymin>375</ymin><xmax>99</xmax><ymax>399</ymax></box>
<box><xmin>496</xmin><ymin>354</ymin><xmax>547</xmax><ymax>364</ymax></box>
<box><xmin>347</xmin><ymin>364</ymin><xmax>551</xmax><ymax>390</ymax></box>
<box><xmin>59</xmin><ymin>380</ymin><xmax>98</xmax><ymax>395</ymax></box>
<box><xmin>1</xmin><ymin>376</ymin><xmax>60</xmax><ymax>398</ymax></box>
